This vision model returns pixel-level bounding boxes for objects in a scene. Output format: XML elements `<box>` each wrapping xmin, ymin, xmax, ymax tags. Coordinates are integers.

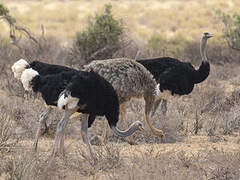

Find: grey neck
<box><xmin>111</xmin><ymin>122</ymin><xmax>140</xmax><ymax>137</ymax></box>
<box><xmin>200</xmin><ymin>38</ymin><xmax>208</xmax><ymax>62</ymax></box>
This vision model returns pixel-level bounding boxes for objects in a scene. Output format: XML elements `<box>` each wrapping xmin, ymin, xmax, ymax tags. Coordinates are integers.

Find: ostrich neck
<box><xmin>193</xmin><ymin>37</ymin><xmax>210</xmax><ymax>84</ymax></box>
<box><xmin>111</xmin><ymin>123</ymin><xmax>139</xmax><ymax>137</ymax></box>
<box><xmin>200</xmin><ymin>38</ymin><xmax>208</xmax><ymax>62</ymax></box>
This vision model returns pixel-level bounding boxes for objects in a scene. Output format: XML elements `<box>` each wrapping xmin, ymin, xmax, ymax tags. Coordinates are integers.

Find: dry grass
<box><xmin>1</xmin><ymin>137</ymin><xmax>240</xmax><ymax>179</ymax></box>
<box><xmin>1</xmin><ymin>0</ymin><xmax>240</xmax><ymax>179</ymax></box>
<box><xmin>1</xmin><ymin>0</ymin><xmax>240</xmax><ymax>41</ymax></box>
<box><xmin>1</xmin><ymin>59</ymin><xmax>240</xmax><ymax>178</ymax></box>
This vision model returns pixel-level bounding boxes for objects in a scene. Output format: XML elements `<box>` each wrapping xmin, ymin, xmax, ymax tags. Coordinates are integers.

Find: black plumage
<box><xmin>137</xmin><ymin>32</ymin><xmax>212</xmax><ymax>97</ymax></box>
<box><xmin>30</xmin><ymin>69</ymin><xmax>119</xmax><ymax>126</ymax></box>
<box><xmin>28</xmin><ymin>60</ymin><xmax>78</xmax><ymax>76</ymax></box>
<box><xmin>61</xmin><ymin>71</ymin><xmax>120</xmax><ymax>128</ymax></box>
<box><xmin>137</xmin><ymin>57</ymin><xmax>210</xmax><ymax>96</ymax></box>
<box><xmin>31</xmin><ymin>71</ymin><xmax>78</xmax><ymax>106</ymax></box>
<box><xmin>137</xmin><ymin>32</ymin><xmax>213</xmax><ymax>117</ymax></box>
<box><xmin>12</xmin><ymin>59</ymin><xmax>81</xmax><ymax>151</ymax></box>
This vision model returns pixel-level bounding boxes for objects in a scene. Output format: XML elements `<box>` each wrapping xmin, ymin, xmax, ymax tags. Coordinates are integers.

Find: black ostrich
<box><xmin>11</xmin><ymin>59</ymin><xmax>79</xmax><ymax>150</ymax></box>
<box><xmin>20</xmin><ymin>68</ymin><xmax>144</xmax><ymax>159</ymax></box>
<box><xmin>137</xmin><ymin>32</ymin><xmax>213</xmax><ymax>116</ymax></box>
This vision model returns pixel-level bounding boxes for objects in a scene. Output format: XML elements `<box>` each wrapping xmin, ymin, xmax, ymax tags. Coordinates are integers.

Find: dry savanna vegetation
<box><xmin>1</xmin><ymin>0</ymin><xmax>240</xmax><ymax>179</ymax></box>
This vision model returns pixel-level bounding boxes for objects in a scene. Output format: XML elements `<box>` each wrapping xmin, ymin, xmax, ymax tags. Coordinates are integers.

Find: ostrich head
<box><xmin>134</xmin><ymin>121</ymin><xmax>145</xmax><ymax>131</ymax></box>
<box><xmin>203</xmin><ymin>32</ymin><xmax>214</xmax><ymax>39</ymax></box>
<box><xmin>20</xmin><ymin>68</ymin><xmax>39</xmax><ymax>91</ymax></box>
<box><xmin>11</xmin><ymin>59</ymin><xmax>30</xmax><ymax>79</ymax></box>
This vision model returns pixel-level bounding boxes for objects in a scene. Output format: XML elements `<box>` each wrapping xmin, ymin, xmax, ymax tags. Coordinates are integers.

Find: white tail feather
<box><xmin>68</xmin><ymin>99</ymin><xmax>79</xmax><ymax>109</ymax></box>
<box><xmin>156</xmin><ymin>83</ymin><xmax>161</xmax><ymax>97</ymax></box>
<box><xmin>58</xmin><ymin>93</ymin><xmax>79</xmax><ymax>110</ymax></box>
<box><xmin>58</xmin><ymin>94</ymin><xmax>68</xmax><ymax>109</ymax></box>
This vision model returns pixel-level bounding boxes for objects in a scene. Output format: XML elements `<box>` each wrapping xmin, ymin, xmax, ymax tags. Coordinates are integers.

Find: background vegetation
<box><xmin>1</xmin><ymin>0</ymin><xmax>240</xmax><ymax>179</ymax></box>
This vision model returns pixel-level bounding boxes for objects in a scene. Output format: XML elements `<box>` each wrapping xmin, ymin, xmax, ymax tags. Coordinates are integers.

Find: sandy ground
<box><xmin>17</xmin><ymin>135</ymin><xmax>240</xmax><ymax>158</ymax></box>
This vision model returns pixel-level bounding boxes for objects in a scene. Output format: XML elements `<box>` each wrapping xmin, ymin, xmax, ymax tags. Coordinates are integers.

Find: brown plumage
<box><xmin>84</xmin><ymin>58</ymin><xmax>163</xmax><ymax>139</ymax></box>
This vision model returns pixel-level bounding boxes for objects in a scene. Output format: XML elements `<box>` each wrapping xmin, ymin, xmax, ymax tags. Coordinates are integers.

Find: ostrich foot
<box><xmin>51</xmin><ymin>148</ymin><xmax>65</xmax><ymax>157</ymax></box>
<box><xmin>153</xmin><ymin>130</ymin><xmax>164</xmax><ymax>138</ymax></box>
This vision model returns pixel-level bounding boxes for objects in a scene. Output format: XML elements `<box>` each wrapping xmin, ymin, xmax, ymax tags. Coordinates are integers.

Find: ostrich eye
<box><xmin>204</xmin><ymin>32</ymin><xmax>209</xmax><ymax>36</ymax></box>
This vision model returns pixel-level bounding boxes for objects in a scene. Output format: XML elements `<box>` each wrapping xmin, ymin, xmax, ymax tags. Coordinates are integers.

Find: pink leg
<box><xmin>33</xmin><ymin>107</ymin><xmax>52</xmax><ymax>151</ymax></box>
<box><xmin>51</xmin><ymin>110</ymin><xmax>73</xmax><ymax>157</ymax></box>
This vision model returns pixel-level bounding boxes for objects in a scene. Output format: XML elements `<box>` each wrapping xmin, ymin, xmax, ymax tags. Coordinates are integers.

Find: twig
<box><xmin>15</xmin><ymin>25</ymin><xmax>42</xmax><ymax>50</ymax></box>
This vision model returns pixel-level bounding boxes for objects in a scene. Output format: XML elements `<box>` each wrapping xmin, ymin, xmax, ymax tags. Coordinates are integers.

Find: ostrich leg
<box><xmin>151</xmin><ymin>99</ymin><xmax>168</xmax><ymax>118</ymax></box>
<box><xmin>161</xmin><ymin>99</ymin><xmax>167</xmax><ymax>116</ymax></box>
<box><xmin>33</xmin><ymin>107</ymin><xmax>52</xmax><ymax>151</ymax></box>
<box><xmin>150</xmin><ymin>99</ymin><xmax>162</xmax><ymax>118</ymax></box>
<box><xmin>119</xmin><ymin>101</ymin><xmax>127</xmax><ymax>124</ymax></box>
<box><xmin>145</xmin><ymin>96</ymin><xmax>163</xmax><ymax>138</ymax></box>
<box><xmin>52</xmin><ymin>110</ymin><xmax>74</xmax><ymax>156</ymax></box>
<box><xmin>80</xmin><ymin>114</ymin><xmax>97</xmax><ymax>162</ymax></box>
<box><xmin>151</xmin><ymin>99</ymin><xmax>167</xmax><ymax>118</ymax></box>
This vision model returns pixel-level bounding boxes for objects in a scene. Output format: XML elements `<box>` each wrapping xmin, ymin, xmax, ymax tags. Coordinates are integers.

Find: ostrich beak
<box><xmin>208</xmin><ymin>34</ymin><xmax>214</xmax><ymax>38</ymax></box>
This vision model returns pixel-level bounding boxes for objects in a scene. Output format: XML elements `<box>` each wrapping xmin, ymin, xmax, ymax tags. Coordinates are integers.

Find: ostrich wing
<box><xmin>159</xmin><ymin>67</ymin><xmax>194</xmax><ymax>96</ymax></box>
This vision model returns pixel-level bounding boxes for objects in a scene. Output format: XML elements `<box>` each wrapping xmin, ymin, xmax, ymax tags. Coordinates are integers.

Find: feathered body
<box><xmin>30</xmin><ymin>71</ymin><xmax>78</xmax><ymax>106</ymax></box>
<box><xmin>59</xmin><ymin>71</ymin><xmax>120</xmax><ymax>128</ymax></box>
<box><xmin>84</xmin><ymin>58</ymin><xmax>163</xmax><ymax>138</ymax></box>
<box><xmin>137</xmin><ymin>57</ymin><xmax>210</xmax><ymax>96</ymax></box>
<box><xmin>21</xmin><ymin>68</ymin><xmax>118</xmax><ymax>121</ymax></box>
<box><xmin>84</xmin><ymin>58</ymin><xmax>157</xmax><ymax>103</ymax></box>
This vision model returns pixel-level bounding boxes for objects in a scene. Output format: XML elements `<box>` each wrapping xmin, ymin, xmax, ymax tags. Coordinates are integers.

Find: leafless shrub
<box><xmin>0</xmin><ymin>150</ymin><xmax>67</xmax><ymax>180</ymax></box>
<box><xmin>17</xmin><ymin>36</ymin><xmax>68</xmax><ymax>65</ymax></box>
<box><xmin>62</xmin><ymin>144</ymin><xmax>121</xmax><ymax>177</ymax></box>
<box><xmin>175</xmin><ymin>151</ymin><xmax>199</xmax><ymax>169</ymax></box>
<box><xmin>0</xmin><ymin>106</ymin><xmax>18</xmax><ymax>153</ymax></box>
<box><xmin>208</xmin><ymin>135</ymin><xmax>227</xmax><ymax>143</ymax></box>
<box><xmin>0</xmin><ymin>37</ymin><xmax>17</xmax><ymax>64</ymax></box>
<box><xmin>205</xmin><ymin>117</ymin><xmax>218</xmax><ymax>136</ymax></box>
<box><xmin>206</xmin><ymin>151</ymin><xmax>240</xmax><ymax>180</ymax></box>
<box><xmin>0</xmin><ymin>150</ymin><xmax>37</xmax><ymax>180</ymax></box>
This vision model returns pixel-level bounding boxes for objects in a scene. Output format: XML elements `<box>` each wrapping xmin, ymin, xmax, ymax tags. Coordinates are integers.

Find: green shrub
<box><xmin>72</xmin><ymin>4</ymin><xmax>123</xmax><ymax>64</ymax></box>
<box><xmin>216</xmin><ymin>10</ymin><xmax>240</xmax><ymax>51</ymax></box>
<box><xmin>0</xmin><ymin>3</ymin><xmax>15</xmax><ymax>25</ymax></box>
<box><xmin>0</xmin><ymin>3</ymin><xmax>9</xmax><ymax>16</ymax></box>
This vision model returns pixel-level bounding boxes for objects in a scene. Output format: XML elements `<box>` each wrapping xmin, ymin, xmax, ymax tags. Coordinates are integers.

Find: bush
<box><xmin>216</xmin><ymin>10</ymin><xmax>240</xmax><ymax>51</ymax></box>
<box><xmin>71</xmin><ymin>4</ymin><xmax>124</xmax><ymax>65</ymax></box>
<box><xmin>0</xmin><ymin>106</ymin><xmax>18</xmax><ymax>153</ymax></box>
<box><xmin>0</xmin><ymin>3</ymin><xmax>9</xmax><ymax>16</ymax></box>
